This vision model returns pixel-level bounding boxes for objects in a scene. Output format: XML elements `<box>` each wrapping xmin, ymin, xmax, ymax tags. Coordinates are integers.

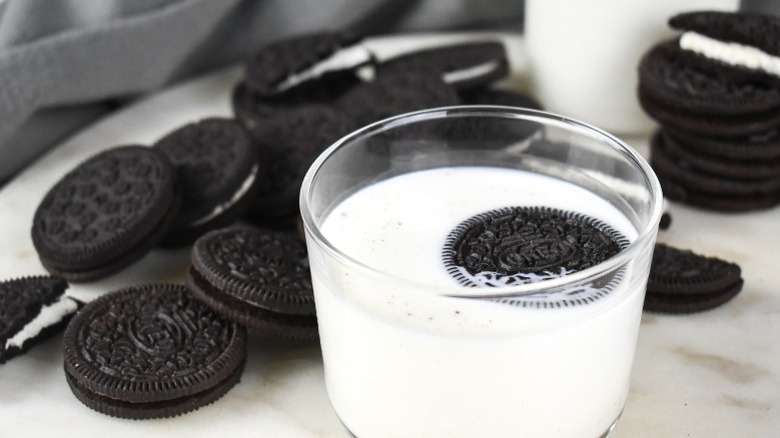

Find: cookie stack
<box><xmin>637</xmin><ymin>11</ymin><xmax>780</xmax><ymax>212</ymax></box>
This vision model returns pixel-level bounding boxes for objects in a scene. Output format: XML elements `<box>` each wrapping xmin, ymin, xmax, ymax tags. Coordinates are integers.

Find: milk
<box><xmin>307</xmin><ymin>166</ymin><xmax>648</xmax><ymax>437</ymax></box>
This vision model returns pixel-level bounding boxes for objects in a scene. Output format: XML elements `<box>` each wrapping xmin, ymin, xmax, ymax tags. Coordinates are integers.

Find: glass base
<box><xmin>342</xmin><ymin>409</ymin><xmax>623</xmax><ymax>438</ymax></box>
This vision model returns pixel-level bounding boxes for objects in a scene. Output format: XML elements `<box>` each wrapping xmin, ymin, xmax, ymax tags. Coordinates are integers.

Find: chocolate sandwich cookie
<box><xmin>650</xmin><ymin>132</ymin><xmax>780</xmax><ymax>210</ymax></box>
<box><xmin>32</xmin><ymin>146</ymin><xmax>180</xmax><ymax>282</ymax></box>
<box><xmin>245</xmin><ymin>31</ymin><xmax>372</xmax><ymax>95</ymax></box>
<box><xmin>187</xmin><ymin>226</ymin><xmax>318</xmax><ymax>341</ymax></box>
<box><xmin>63</xmin><ymin>283</ymin><xmax>246</xmax><ymax>419</ymax></box>
<box><xmin>442</xmin><ymin>206</ymin><xmax>629</xmax><ymax>308</ymax></box>
<box><xmin>644</xmin><ymin>243</ymin><xmax>743</xmax><ymax>313</ymax></box>
<box><xmin>377</xmin><ymin>41</ymin><xmax>509</xmax><ymax>90</ymax></box>
<box><xmin>669</xmin><ymin>10</ymin><xmax>780</xmax><ymax>60</ymax></box>
<box><xmin>664</xmin><ymin>127</ymin><xmax>780</xmax><ymax>161</ymax></box>
<box><xmin>231</xmin><ymin>73</ymin><xmax>361</xmax><ymax>131</ymax></box>
<box><xmin>153</xmin><ymin>118</ymin><xmax>264</xmax><ymax>246</ymax></box>
<box><xmin>662</xmin><ymin>130</ymin><xmax>780</xmax><ymax>179</ymax></box>
<box><xmin>1</xmin><ymin>276</ymin><xmax>79</xmax><ymax>364</ymax></box>
<box><xmin>335</xmin><ymin>72</ymin><xmax>460</xmax><ymax>128</ymax></box>
<box><xmin>246</xmin><ymin>104</ymin><xmax>355</xmax><ymax>229</ymax></box>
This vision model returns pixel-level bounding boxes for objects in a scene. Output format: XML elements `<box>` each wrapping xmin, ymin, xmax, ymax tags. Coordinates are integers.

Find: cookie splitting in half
<box><xmin>187</xmin><ymin>226</ymin><xmax>318</xmax><ymax>341</ymax></box>
<box><xmin>31</xmin><ymin>146</ymin><xmax>180</xmax><ymax>282</ymax></box>
<box><xmin>644</xmin><ymin>243</ymin><xmax>743</xmax><ymax>314</ymax></box>
<box><xmin>1</xmin><ymin>276</ymin><xmax>80</xmax><ymax>364</ymax></box>
<box><xmin>153</xmin><ymin>118</ymin><xmax>264</xmax><ymax>246</ymax></box>
<box><xmin>377</xmin><ymin>41</ymin><xmax>509</xmax><ymax>90</ymax></box>
<box><xmin>63</xmin><ymin>284</ymin><xmax>246</xmax><ymax>419</ymax></box>
<box><xmin>245</xmin><ymin>30</ymin><xmax>373</xmax><ymax>95</ymax></box>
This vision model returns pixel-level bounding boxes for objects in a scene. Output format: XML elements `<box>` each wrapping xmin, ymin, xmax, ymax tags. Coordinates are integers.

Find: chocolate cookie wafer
<box><xmin>335</xmin><ymin>72</ymin><xmax>460</xmax><ymax>128</ymax></box>
<box><xmin>245</xmin><ymin>104</ymin><xmax>355</xmax><ymax>229</ymax></box>
<box><xmin>377</xmin><ymin>41</ymin><xmax>509</xmax><ymax>90</ymax></box>
<box><xmin>187</xmin><ymin>226</ymin><xmax>317</xmax><ymax>341</ymax></box>
<box><xmin>1</xmin><ymin>276</ymin><xmax>79</xmax><ymax>364</ymax></box>
<box><xmin>645</xmin><ymin>243</ymin><xmax>743</xmax><ymax>313</ymax></box>
<box><xmin>63</xmin><ymin>283</ymin><xmax>246</xmax><ymax>419</ymax></box>
<box><xmin>32</xmin><ymin>146</ymin><xmax>180</xmax><ymax>282</ymax></box>
<box><xmin>154</xmin><ymin>118</ymin><xmax>264</xmax><ymax>245</ymax></box>
<box><xmin>245</xmin><ymin>31</ymin><xmax>371</xmax><ymax>95</ymax></box>
<box><xmin>650</xmin><ymin>131</ymin><xmax>780</xmax><ymax>211</ymax></box>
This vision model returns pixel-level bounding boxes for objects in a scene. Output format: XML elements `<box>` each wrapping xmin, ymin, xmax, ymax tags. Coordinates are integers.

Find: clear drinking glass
<box><xmin>300</xmin><ymin>106</ymin><xmax>663</xmax><ymax>438</ymax></box>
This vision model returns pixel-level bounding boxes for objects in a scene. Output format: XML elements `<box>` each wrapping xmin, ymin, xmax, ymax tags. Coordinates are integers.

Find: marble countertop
<box><xmin>0</xmin><ymin>34</ymin><xmax>778</xmax><ymax>437</ymax></box>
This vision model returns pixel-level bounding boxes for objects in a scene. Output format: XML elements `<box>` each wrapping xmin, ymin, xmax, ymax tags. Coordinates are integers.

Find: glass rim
<box><xmin>299</xmin><ymin>105</ymin><xmax>663</xmax><ymax>297</ymax></box>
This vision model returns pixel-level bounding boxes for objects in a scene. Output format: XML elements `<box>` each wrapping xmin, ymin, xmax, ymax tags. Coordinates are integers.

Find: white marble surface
<box><xmin>1</xmin><ymin>34</ymin><xmax>778</xmax><ymax>437</ymax></box>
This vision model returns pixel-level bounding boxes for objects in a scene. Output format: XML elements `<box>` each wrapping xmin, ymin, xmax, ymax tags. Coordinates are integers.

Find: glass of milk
<box><xmin>300</xmin><ymin>106</ymin><xmax>662</xmax><ymax>438</ymax></box>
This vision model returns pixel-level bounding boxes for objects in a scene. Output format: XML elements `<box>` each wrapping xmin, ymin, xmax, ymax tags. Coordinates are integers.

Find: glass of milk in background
<box><xmin>300</xmin><ymin>106</ymin><xmax>662</xmax><ymax>437</ymax></box>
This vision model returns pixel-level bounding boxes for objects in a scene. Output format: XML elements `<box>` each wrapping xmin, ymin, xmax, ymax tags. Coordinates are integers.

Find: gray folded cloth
<box><xmin>0</xmin><ymin>0</ymin><xmax>520</xmax><ymax>185</ymax></box>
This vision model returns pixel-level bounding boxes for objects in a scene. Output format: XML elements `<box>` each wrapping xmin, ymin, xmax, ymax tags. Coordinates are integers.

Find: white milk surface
<box><xmin>308</xmin><ymin>166</ymin><xmax>648</xmax><ymax>437</ymax></box>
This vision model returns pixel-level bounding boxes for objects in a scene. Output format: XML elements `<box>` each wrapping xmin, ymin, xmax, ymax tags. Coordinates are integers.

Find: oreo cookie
<box><xmin>662</xmin><ymin>130</ymin><xmax>780</xmax><ymax>179</ymax></box>
<box><xmin>335</xmin><ymin>72</ymin><xmax>460</xmax><ymax>128</ymax></box>
<box><xmin>63</xmin><ymin>283</ymin><xmax>246</xmax><ymax>419</ymax></box>
<box><xmin>442</xmin><ymin>206</ymin><xmax>628</xmax><ymax>293</ymax></box>
<box><xmin>650</xmin><ymin>131</ymin><xmax>780</xmax><ymax>211</ymax></box>
<box><xmin>245</xmin><ymin>104</ymin><xmax>355</xmax><ymax>229</ymax></box>
<box><xmin>245</xmin><ymin>31</ymin><xmax>371</xmax><ymax>95</ymax></box>
<box><xmin>153</xmin><ymin>118</ymin><xmax>264</xmax><ymax>245</ymax></box>
<box><xmin>186</xmin><ymin>226</ymin><xmax>317</xmax><ymax>341</ymax></box>
<box><xmin>670</xmin><ymin>10</ymin><xmax>780</xmax><ymax>61</ymax></box>
<box><xmin>1</xmin><ymin>276</ymin><xmax>80</xmax><ymax>364</ymax></box>
<box><xmin>645</xmin><ymin>243</ymin><xmax>743</xmax><ymax>313</ymax></box>
<box><xmin>31</xmin><ymin>146</ymin><xmax>180</xmax><ymax>282</ymax></box>
<box><xmin>231</xmin><ymin>74</ymin><xmax>360</xmax><ymax>132</ymax></box>
<box><xmin>377</xmin><ymin>41</ymin><xmax>509</xmax><ymax>90</ymax></box>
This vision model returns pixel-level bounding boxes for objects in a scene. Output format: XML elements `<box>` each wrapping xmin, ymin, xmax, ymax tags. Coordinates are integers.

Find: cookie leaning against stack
<box><xmin>638</xmin><ymin>10</ymin><xmax>780</xmax><ymax>211</ymax></box>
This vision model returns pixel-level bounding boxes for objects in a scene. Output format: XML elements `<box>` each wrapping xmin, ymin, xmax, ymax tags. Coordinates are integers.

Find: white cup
<box><xmin>525</xmin><ymin>0</ymin><xmax>738</xmax><ymax>135</ymax></box>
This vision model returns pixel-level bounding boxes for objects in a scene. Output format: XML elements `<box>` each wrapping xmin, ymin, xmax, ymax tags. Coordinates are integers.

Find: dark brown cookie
<box><xmin>664</xmin><ymin>127</ymin><xmax>780</xmax><ymax>160</ymax></box>
<box><xmin>0</xmin><ymin>276</ymin><xmax>79</xmax><ymax>364</ymax></box>
<box><xmin>187</xmin><ymin>227</ymin><xmax>317</xmax><ymax>341</ymax></box>
<box><xmin>663</xmin><ymin>130</ymin><xmax>780</xmax><ymax>179</ymax></box>
<box><xmin>335</xmin><ymin>72</ymin><xmax>460</xmax><ymax>129</ymax></box>
<box><xmin>651</xmin><ymin>132</ymin><xmax>780</xmax><ymax>196</ymax></box>
<box><xmin>644</xmin><ymin>243</ymin><xmax>743</xmax><ymax>313</ymax></box>
<box><xmin>378</xmin><ymin>41</ymin><xmax>509</xmax><ymax>90</ymax></box>
<box><xmin>31</xmin><ymin>146</ymin><xmax>180</xmax><ymax>282</ymax></box>
<box><xmin>63</xmin><ymin>283</ymin><xmax>246</xmax><ymax>419</ymax></box>
<box><xmin>638</xmin><ymin>40</ymin><xmax>780</xmax><ymax>117</ymax></box>
<box><xmin>153</xmin><ymin>118</ymin><xmax>264</xmax><ymax>246</ymax></box>
<box><xmin>231</xmin><ymin>74</ymin><xmax>360</xmax><ymax>132</ymax></box>
<box><xmin>669</xmin><ymin>10</ymin><xmax>780</xmax><ymax>56</ymax></box>
<box><xmin>442</xmin><ymin>206</ymin><xmax>629</xmax><ymax>288</ymax></box>
<box><xmin>245</xmin><ymin>31</ymin><xmax>368</xmax><ymax>95</ymax></box>
<box><xmin>245</xmin><ymin>104</ymin><xmax>356</xmax><ymax>229</ymax></box>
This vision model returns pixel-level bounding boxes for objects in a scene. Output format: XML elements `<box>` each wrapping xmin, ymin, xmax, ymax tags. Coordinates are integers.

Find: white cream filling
<box><xmin>190</xmin><ymin>163</ymin><xmax>260</xmax><ymax>227</ymax></box>
<box><xmin>5</xmin><ymin>294</ymin><xmax>78</xmax><ymax>351</ymax></box>
<box><xmin>680</xmin><ymin>31</ymin><xmax>780</xmax><ymax>77</ymax></box>
<box><xmin>275</xmin><ymin>43</ymin><xmax>373</xmax><ymax>93</ymax></box>
<box><xmin>443</xmin><ymin>59</ymin><xmax>503</xmax><ymax>84</ymax></box>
